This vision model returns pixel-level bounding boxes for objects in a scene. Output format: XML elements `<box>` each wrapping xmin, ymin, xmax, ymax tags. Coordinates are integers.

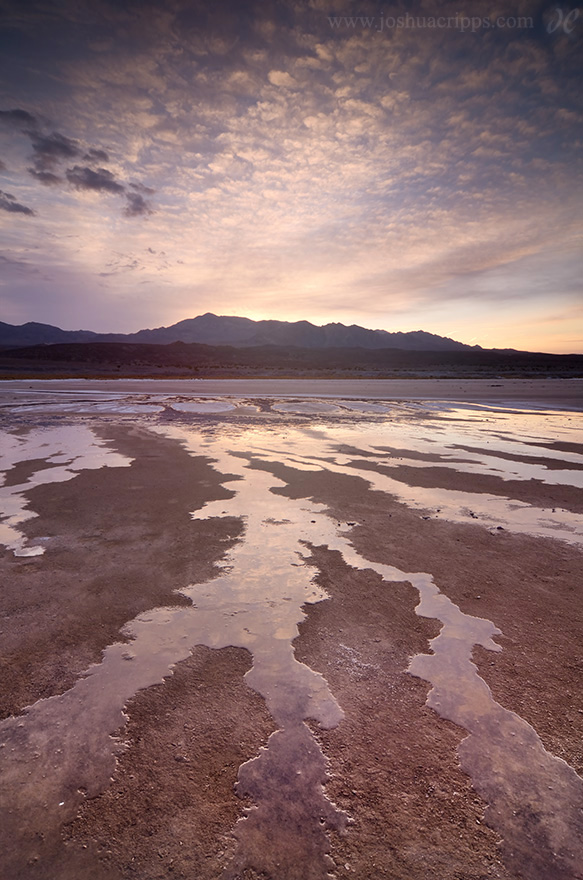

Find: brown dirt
<box><xmin>296</xmin><ymin>548</ymin><xmax>515</xmax><ymax>879</ymax></box>
<box><xmin>64</xmin><ymin>645</ymin><xmax>276</xmax><ymax>880</ymax></box>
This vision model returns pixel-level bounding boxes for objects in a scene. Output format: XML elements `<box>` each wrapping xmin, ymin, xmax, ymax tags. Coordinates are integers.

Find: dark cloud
<box><xmin>29</xmin><ymin>131</ymin><xmax>81</xmax><ymax>171</ymax></box>
<box><xmin>124</xmin><ymin>191</ymin><xmax>153</xmax><ymax>216</ymax></box>
<box><xmin>65</xmin><ymin>164</ymin><xmax>125</xmax><ymax>193</ymax></box>
<box><xmin>0</xmin><ymin>108</ymin><xmax>38</xmax><ymax>129</ymax></box>
<box><xmin>0</xmin><ymin>107</ymin><xmax>152</xmax><ymax>217</ymax></box>
<box><xmin>0</xmin><ymin>189</ymin><xmax>35</xmax><ymax>215</ymax></box>
<box><xmin>0</xmin><ymin>158</ymin><xmax>6</xmax><ymax>171</ymax></box>
<box><xmin>65</xmin><ymin>164</ymin><xmax>153</xmax><ymax>214</ymax></box>
<box><xmin>130</xmin><ymin>181</ymin><xmax>155</xmax><ymax>195</ymax></box>
<box><xmin>7</xmin><ymin>121</ymin><xmax>110</xmax><ymax>178</ymax></box>
<box><xmin>83</xmin><ymin>147</ymin><xmax>109</xmax><ymax>163</ymax></box>
<box><xmin>59</xmin><ymin>165</ymin><xmax>156</xmax><ymax>214</ymax></box>
<box><xmin>28</xmin><ymin>168</ymin><xmax>62</xmax><ymax>185</ymax></box>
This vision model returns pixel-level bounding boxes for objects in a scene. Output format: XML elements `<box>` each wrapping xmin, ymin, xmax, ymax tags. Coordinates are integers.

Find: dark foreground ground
<box><xmin>1</xmin><ymin>339</ymin><xmax>582</xmax><ymax>379</ymax></box>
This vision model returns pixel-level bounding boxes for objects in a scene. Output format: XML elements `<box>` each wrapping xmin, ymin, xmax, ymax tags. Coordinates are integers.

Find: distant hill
<box><xmin>0</xmin><ymin>321</ymin><xmax>99</xmax><ymax>348</ymax></box>
<box><xmin>0</xmin><ymin>314</ymin><xmax>481</xmax><ymax>352</ymax></box>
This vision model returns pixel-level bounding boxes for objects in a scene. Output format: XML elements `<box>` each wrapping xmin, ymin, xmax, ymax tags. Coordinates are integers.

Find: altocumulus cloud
<box><xmin>0</xmin><ymin>0</ymin><xmax>580</xmax><ymax>349</ymax></box>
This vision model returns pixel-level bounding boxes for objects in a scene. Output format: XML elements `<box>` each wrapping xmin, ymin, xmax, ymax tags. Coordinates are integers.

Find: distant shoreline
<box><xmin>1</xmin><ymin>376</ymin><xmax>582</xmax><ymax>411</ymax></box>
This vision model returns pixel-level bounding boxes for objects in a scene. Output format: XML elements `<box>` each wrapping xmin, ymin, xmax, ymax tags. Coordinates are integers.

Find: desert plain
<box><xmin>0</xmin><ymin>378</ymin><xmax>582</xmax><ymax>880</ymax></box>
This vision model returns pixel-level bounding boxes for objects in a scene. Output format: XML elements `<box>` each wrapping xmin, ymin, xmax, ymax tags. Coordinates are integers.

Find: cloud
<box><xmin>0</xmin><ymin>253</ymin><xmax>40</xmax><ymax>273</ymax></box>
<box><xmin>83</xmin><ymin>147</ymin><xmax>109</xmax><ymax>163</ymax></box>
<box><xmin>268</xmin><ymin>70</ymin><xmax>298</xmax><ymax>89</ymax></box>
<box><xmin>130</xmin><ymin>181</ymin><xmax>155</xmax><ymax>195</ymax></box>
<box><xmin>28</xmin><ymin>168</ymin><xmax>62</xmax><ymax>185</ymax></box>
<box><xmin>65</xmin><ymin>166</ymin><xmax>154</xmax><ymax>215</ymax></box>
<box><xmin>0</xmin><ymin>108</ymin><xmax>153</xmax><ymax>215</ymax></box>
<box><xmin>124</xmin><ymin>192</ymin><xmax>153</xmax><ymax>216</ymax></box>
<box><xmin>65</xmin><ymin>164</ymin><xmax>125</xmax><ymax>193</ymax></box>
<box><xmin>29</xmin><ymin>131</ymin><xmax>81</xmax><ymax>171</ymax></box>
<box><xmin>21</xmin><ymin>127</ymin><xmax>112</xmax><ymax>179</ymax></box>
<box><xmin>0</xmin><ymin>108</ymin><xmax>38</xmax><ymax>129</ymax></box>
<box><xmin>0</xmin><ymin>189</ymin><xmax>35</xmax><ymax>215</ymax></box>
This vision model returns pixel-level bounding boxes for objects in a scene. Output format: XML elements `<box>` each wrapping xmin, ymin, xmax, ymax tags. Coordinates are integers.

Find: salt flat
<box><xmin>1</xmin><ymin>376</ymin><xmax>583</xmax><ymax>409</ymax></box>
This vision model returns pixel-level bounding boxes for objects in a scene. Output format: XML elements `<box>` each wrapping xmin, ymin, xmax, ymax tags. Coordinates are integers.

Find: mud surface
<box><xmin>0</xmin><ymin>426</ymin><xmax>242</xmax><ymax>717</ymax></box>
<box><xmin>261</xmin><ymin>460</ymin><xmax>583</xmax><ymax>879</ymax></box>
<box><xmin>66</xmin><ymin>646</ymin><xmax>276</xmax><ymax>880</ymax></box>
<box><xmin>0</xmin><ymin>400</ymin><xmax>582</xmax><ymax>880</ymax></box>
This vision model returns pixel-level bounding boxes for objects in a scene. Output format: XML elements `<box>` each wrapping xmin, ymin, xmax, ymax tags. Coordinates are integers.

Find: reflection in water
<box><xmin>170</xmin><ymin>400</ymin><xmax>236</xmax><ymax>413</ymax></box>
<box><xmin>409</xmin><ymin>623</ymin><xmax>583</xmax><ymax>880</ymax></box>
<box><xmin>337</xmin><ymin>457</ymin><xmax>583</xmax><ymax>546</ymax></box>
<box><xmin>165</xmin><ymin>434</ymin><xmax>351</xmax><ymax>876</ymax></box>
<box><xmin>251</xmin><ymin>416</ymin><xmax>583</xmax><ymax>547</ymax></box>
<box><xmin>5</xmin><ymin>401</ymin><xmax>164</xmax><ymax>414</ymax></box>
<box><xmin>226</xmin><ymin>723</ymin><xmax>348</xmax><ymax>880</ymax></box>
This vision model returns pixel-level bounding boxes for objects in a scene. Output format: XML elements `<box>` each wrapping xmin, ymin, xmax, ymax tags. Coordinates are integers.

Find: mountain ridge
<box><xmin>0</xmin><ymin>314</ymin><xmax>483</xmax><ymax>352</ymax></box>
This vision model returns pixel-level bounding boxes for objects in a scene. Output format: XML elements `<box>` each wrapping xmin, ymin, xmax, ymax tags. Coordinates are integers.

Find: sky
<box><xmin>0</xmin><ymin>0</ymin><xmax>581</xmax><ymax>353</ymax></box>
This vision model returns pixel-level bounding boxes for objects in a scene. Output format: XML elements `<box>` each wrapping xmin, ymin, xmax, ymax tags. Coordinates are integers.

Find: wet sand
<box><xmin>0</xmin><ymin>388</ymin><xmax>582</xmax><ymax>879</ymax></box>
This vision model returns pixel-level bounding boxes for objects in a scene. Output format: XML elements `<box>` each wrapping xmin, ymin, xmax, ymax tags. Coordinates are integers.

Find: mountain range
<box><xmin>0</xmin><ymin>314</ymin><xmax>482</xmax><ymax>352</ymax></box>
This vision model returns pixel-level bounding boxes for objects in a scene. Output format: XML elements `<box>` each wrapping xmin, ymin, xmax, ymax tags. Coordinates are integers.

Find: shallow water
<box><xmin>170</xmin><ymin>400</ymin><xmax>237</xmax><ymax>413</ymax></box>
<box><xmin>240</xmin><ymin>416</ymin><xmax>583</xmax><ymax>547</ymax></box>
